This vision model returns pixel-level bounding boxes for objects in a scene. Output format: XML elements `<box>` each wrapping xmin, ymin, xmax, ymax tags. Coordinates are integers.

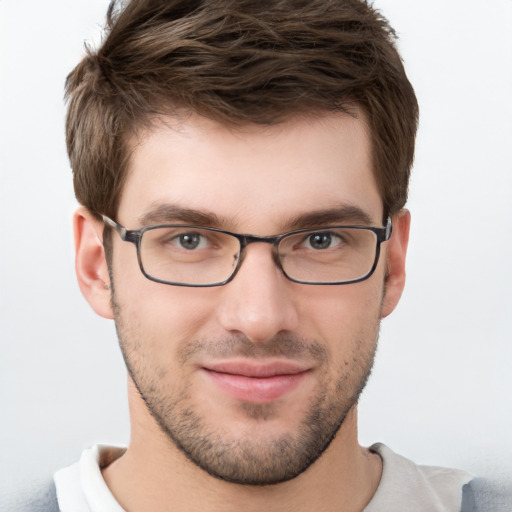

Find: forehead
<box><xmin>119</xmin><ymin>113</ymin><xmax>383</xmax><ymax>231</ymax></box>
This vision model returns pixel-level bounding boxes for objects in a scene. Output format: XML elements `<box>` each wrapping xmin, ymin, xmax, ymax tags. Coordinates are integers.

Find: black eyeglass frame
<box><xmin>102</xmin><ymin>215</ymin><xmax>392</xmax><ymax>287</ymax></box>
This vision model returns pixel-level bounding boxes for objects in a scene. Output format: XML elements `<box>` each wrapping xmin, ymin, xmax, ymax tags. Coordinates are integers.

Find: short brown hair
<box><xmin>65</xmin><ymin>0</ymin><xmax>418</xmax><ymax>220</ymax></box>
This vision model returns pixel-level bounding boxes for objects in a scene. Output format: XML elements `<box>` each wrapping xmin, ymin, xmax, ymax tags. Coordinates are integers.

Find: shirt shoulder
<box><xmin>365</xmin><ymin>443</ymin><xmax>473</xmax><ymax>512</ymax></box>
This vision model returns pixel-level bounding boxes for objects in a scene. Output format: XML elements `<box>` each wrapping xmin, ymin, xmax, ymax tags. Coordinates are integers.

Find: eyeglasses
<box><xmin>102</xmin><ymin>215</ymin><xmax>392</xmax><ymax>287</ymax></box>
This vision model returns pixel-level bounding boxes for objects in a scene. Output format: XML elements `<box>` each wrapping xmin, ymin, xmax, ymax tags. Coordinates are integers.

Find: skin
<box><xmin>74</xmin><ymin>112</ymin><xmax>410</xmax><ymax>512</ymax></box>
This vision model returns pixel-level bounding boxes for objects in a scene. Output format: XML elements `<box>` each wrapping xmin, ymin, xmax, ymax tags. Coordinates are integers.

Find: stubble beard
<box><xmin>112</xmin><ymin>297</ymin><xmax>379</xmax><ymax>486</ymax></box>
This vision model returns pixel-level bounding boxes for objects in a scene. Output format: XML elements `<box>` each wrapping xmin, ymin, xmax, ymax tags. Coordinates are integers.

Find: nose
<box><xmin>217</xmin><ymin>243</ymin><xmax>300</xmax><ymax>344</ymax></box>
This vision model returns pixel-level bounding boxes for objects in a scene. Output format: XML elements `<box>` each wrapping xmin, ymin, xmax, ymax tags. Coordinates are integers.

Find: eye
<box><xmin>303</xmin><ymin>232</ymin><xmax>342</xmax><ymax>250</ymax></box>
<box><xmin>174</xmin><ymin>232</ymin><xmax>209</xmax><ymax>250</ymax></box>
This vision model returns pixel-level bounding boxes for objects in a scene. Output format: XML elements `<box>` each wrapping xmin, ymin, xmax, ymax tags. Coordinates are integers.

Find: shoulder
<box><xmin>0</xmin><ymin>479</ymin><xmax>59</xmax><ymax>512</ymax></box>
<box><xmin>463</xmin><ymin>477</ymin><xmax>512</xmax><ymax>512</ymax></box>
<box><xmin>366</xmin><ymin>443</ymin><xmax>472</xmax><ymax>512</ymax></box>
<box><xmin>366</xmin><ymin>444</ymin><xmax>512</xmax><ymax>512</ymax></box>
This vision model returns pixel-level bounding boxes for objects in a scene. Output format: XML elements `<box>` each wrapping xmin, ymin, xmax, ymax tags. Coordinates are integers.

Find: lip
<box><xmin>201</xmin><ymin>361</ymin><xmax>311</xmax><ymax>403</ymax></box>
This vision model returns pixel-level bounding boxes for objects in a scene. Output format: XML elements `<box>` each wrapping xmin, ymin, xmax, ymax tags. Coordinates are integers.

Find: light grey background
<box><xmin>1</xmin><ymin>0</ymin><xmax>511</xmax><ymax>502</ymax></box>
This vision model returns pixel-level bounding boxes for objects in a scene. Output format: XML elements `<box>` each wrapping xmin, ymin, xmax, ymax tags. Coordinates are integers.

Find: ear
<box><xmin>73</xmin><ymin>206</ymin><xmax>114</xmax><ymax>319</ymax></box>
<box><xmin>380</xmin><ymin>209</ymin><xmax>411</xmax><ymax>318</ymax></box>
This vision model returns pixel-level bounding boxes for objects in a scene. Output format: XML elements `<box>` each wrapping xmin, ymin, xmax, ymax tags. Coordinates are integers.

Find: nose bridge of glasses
<box><xmin>241</xmin><ymin>233</ymin><xmax>281</xmax><ymax>246</ymax></box>
<box><xmin>238</xmin><ymin>234</ymin><xmax>282</xmax><ymax>267</ymax></box>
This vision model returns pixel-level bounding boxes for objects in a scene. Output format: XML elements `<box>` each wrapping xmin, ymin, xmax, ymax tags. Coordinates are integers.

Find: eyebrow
<box><xmin>138</xmin><ymin>204</ymin><xmax>227</xmax><ymax>227</ymax></box>
<box><xmin>138</xmin><ymin>203</ymin><xmax>376</xmax><ymax>232</ymax></box>
<box><xmin>282</xmin><ymin>205</ymin><xmax>375</xmax><ymax>231</ymax></box>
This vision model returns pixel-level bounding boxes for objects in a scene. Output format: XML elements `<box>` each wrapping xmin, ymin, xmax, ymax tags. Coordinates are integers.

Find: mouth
<box><xmin>201</xmin><ymin>361</ymin><xmax>311</xmax><ymax>403</ymax></box>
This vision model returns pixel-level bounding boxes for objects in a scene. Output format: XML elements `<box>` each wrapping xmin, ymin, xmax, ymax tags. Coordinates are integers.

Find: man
<box><xmin>44</xmin><ymin>0</ymin><xmax>476</xmax><ymax>510</ymax></box>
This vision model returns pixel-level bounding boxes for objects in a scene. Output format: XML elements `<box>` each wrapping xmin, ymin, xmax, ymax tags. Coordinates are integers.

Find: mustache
<box><xmin>178</xmin><ymin>333</ymin><xmax>328</xmax><ymax>364</ymax></box>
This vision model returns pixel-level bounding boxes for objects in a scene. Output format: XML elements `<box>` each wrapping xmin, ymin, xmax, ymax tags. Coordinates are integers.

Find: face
<box><xmin>107</xmin><ymin>113</ymin><xmax>392</xmax><ymax>485</ymax></box>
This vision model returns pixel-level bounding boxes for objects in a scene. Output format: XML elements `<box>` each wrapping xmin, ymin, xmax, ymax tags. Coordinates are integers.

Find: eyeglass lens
<box><xmin>138</xmin><ymin>226</ymin><xmax>379</xmax><ymax>286</ymax></box>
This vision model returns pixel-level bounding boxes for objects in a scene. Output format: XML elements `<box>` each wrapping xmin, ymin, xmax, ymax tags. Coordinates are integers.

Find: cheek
<box><xmin>113</xmin><ymin>264</ymin><xmax>222</xmax><ymax>351</ymax></box>
<box><xmin>295</xmin><ymin>281</ymin><xmax>383</xmax><ymax>355</ymax></box>
<box><xmin>300</xmin><ymin>278</ymin><xmax>383</xmax><ymax>322</ymax></box>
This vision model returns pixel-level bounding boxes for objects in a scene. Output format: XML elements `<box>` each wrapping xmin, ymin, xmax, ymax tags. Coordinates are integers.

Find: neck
<box><xmin>102</xmin><ymin>381</ymin><xmax>382</xmax><ymax>512</ymax></box>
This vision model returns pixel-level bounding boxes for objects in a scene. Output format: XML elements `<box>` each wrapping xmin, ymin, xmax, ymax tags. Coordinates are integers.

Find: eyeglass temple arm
<box><xmin>385</xmin><ymin>216</ymin><xmax>393</xmax><ymax>240</ymax></box>
<box><xmin>102</xmin><ymin>215</ymin><xmax>128</xmax><ymax>240</ymax></box>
